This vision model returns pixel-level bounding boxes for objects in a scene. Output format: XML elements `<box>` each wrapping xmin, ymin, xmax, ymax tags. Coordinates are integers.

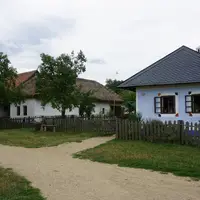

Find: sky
<box><xmin>0</xmin><ymin>0</ymin><xmax>200</xmax><ymax>84</ymax></box>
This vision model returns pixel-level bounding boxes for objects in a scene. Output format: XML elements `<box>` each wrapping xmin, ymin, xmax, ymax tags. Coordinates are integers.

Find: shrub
<box><xmin>34</xmin><ymin>123</ymin><xmax>42</xmax><ymax>131</ymax></box>
<box><xmin>128</xmin><ymin>112</ymin><xmax>143</xmax><ymax>122</ymax></box>
<box><xmin>147</xmin><ymin>119</ymin><xmax>163</xmax><ymax>125</ymax></box>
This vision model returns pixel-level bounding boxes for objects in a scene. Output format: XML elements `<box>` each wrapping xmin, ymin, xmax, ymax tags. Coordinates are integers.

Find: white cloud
<box><xmin>1</xmin><ymin>0</ymin><xmax>200</xmax><ymax>83</ymax></box>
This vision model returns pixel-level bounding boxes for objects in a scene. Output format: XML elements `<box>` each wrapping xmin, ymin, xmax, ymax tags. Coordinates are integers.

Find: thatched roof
<box><xmin>76</xmin><ymin>78</ymin><xmax>122</xmax><ymax>102</ymax></box>
<box><xmin>18</xmin><ymin>70</ymin><xmax>123</xmax><ymax>103</ymax></box>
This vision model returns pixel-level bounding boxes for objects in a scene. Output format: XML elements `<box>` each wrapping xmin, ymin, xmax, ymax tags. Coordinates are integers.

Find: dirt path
<box><xmin>0</xmin><ymin>137</ymin><xmax>200</xmax><ymax>200</ymax></box>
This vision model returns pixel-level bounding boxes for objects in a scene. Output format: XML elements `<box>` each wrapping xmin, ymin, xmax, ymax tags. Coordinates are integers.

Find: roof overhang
<box><xmin>120</xmin><ymin>82</ymin><xmax>200</xmax><ymax>91</ymax></box>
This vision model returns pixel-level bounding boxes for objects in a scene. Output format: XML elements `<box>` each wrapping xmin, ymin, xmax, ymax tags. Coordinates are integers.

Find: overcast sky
<box><xmin>0</xmin><ymin>0</ymin><xmax>200</xmax><ymax>84</ymax></box>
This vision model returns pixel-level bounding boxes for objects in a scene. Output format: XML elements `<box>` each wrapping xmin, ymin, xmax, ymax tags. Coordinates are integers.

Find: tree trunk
<box><xmin>61</xmin><ymin>109</ymin><xmax>66</xmax><ymax>118</ymax></box>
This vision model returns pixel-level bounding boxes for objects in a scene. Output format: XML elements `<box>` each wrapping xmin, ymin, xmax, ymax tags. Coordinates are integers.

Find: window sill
<box><xmin>161</xmin><ymin>113</ymin><xmax>176</xmax><ymax>114</ymax></box>
<box><xmin>188</xmin><ymin>113</ymin><xmax>200</xmax><ymax>116</ymax></box>
<box><xmin>155</xmin><ymin>113</ymin><xmax>177</xmax><ymax>118</ymax></box>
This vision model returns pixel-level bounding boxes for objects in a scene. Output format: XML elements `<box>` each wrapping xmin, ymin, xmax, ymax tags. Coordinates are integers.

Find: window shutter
<box><xmin>154</xmin><ymin>97</ymin><xmax>161</xmax><ymax>113</ymax></box>
<box><xmin>185</xmin><ymin>95</ymin><xmax>192</xmax><ymax>113</ymax></box>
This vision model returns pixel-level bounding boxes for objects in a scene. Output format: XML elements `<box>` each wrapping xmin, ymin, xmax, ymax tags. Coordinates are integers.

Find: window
<box><xmin>17</xmin><ymin>106</ymin><xmax>20</xmax><ymax>116</ymax></box>
<box><xmin>102</xmin><ymin>108</ymin><xmax>105</xmax><ymax>114</ymax></box>
<box><xmin>23</xmin><ymin>105</ymin><xmax>27</xmax><ymax>116</ymax></box>
<box><xmin>154</xmin><ymin>96</ymin><xmax>175</xmax><ymax>114</ymax></box>
<box><xmin>185</xmin><ymin>94</ymin><xmax>200</xmax><ymax>113</ymax></box>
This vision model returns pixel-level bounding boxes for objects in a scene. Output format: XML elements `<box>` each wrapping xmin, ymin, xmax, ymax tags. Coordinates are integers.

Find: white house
<box><xmin>119</xmin><ymin>45</ymin><xmax>200</xmax><ymax>123</ymax></box>
<box><xmin>1</xmin><ymin>70</ymin><xmax>123</xmax><ymax>118</ymax></box>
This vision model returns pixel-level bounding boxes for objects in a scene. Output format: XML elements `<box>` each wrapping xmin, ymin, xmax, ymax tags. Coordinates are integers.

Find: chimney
<box><xmin>196</xmin><ymin>46</ymin><xmax>200</xmax><ymax>53</ymax></box>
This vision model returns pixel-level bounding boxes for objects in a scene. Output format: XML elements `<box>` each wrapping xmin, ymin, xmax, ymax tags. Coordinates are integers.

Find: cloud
<box><xmin>0</xmin><ymin>41</ymin><xmax>23</xmax><ymax>54</ymax></box>
<box><xmin>14</xmin><ymin>17</ymin><xmax>75</xmax><ymax>46</ymax></box>
<box><xmin>88</xmin><ymin>58</ymin><xmax>106</xmax><ymax>65</ymax></box>
<box><xmin>1</xmin><ymin>0</ymin><xmax>200</xmax><ymax>84</ymax></box>
<box><xmin>0</xmin><ymin>16</ymin><xmax>75</xmax><ymax>55</ymax></box>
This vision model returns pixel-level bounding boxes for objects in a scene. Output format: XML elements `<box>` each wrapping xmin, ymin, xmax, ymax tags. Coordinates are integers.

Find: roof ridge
<box><xmin>77</xmin><ymin>77</ymin><xmax>97</xmax><ymax>83</ymax></box>
<box><xmin>181</xmin><ymin>45</ymin><xmax>200</xmax><ymax>60</ymax></box>
<box><xmin>119</xmin><ymin>45</ymin><xmax>188</xmax><ymax>87</ymax></box>
<box><xmin>18</xmin><ymin>70</ymin><xmax>37</xmax><ymax>75</ymax></box>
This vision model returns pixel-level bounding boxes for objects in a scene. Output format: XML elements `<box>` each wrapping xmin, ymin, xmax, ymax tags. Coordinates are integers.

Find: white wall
<box><xmin>93</xmin><ymin>103</ymin><xmax>110</xmax><ymax>115</ymax></box>
<box><xmin>34</xmin><ymin>100</ymin><xmax>61</xmax><ymax>116</ymax></box>
<box><xmin>136</xmin><ymin>84</ymin><xmax>200</xmax><ymax>123</ymax></box>
<box><xmin>34</xmin><ymin>101</ymin><xmax>111</xmax><ymax>116</ymax></box>
<box><xmin>10</xmin><ymin>99</ymin><xmax>111</xmax><ymax>118</ymax></box>
<box><xmin>10</xmin><ymin>99</ymin><xmax>35</xmax><ymax>118</ymax></box>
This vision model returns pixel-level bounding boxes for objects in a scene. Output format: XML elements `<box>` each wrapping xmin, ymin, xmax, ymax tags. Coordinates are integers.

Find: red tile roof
<box><xmin>16</xmin><ymin>70</ymin><xmax>37</xmax><ymax>86</ymax></box>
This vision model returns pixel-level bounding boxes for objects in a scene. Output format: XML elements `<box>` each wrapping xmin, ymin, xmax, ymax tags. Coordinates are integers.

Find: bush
<box><xmin>148</xmin><ymin>119</ymin><xmax>163</xmax><ymax>125</ymax></box>
<box><xmin>128</xmin><ymin>112</ymin><xmax>143</xmax><ymax>122</ymax></box>
<box><xmin>34</xmin><ymin>123</ymin><xmax>42</xmax><ymax>131</ymax></box>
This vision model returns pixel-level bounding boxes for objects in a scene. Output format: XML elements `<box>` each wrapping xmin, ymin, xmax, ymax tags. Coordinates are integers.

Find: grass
<box><xmin>0</xmin><ymin>129</ymin><xmax>99</xmax><ymax>148</ymax></box>
<box><xmin>0</xmin><ymin>166</ymin><xmax>45</xmax><ymax>200</ymax></box>
<box><xmin>74</xmin><ymin>140</ymin><xmax>200</xmax><ymax>179</ymax></box>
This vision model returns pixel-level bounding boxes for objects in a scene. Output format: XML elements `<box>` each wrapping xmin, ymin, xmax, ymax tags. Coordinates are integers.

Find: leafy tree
<box><xmin>121</xmin><ymin>90</ymin><xmax>136</xmax><ymax>113</ymax></box>
<box><xmin>0</xmin><ymin>52</ymin><xmax>24</xmax><ymax>106</ymax></box>
<box><xmin>128</xmin><ymin>112</ymin><xmax>143</xmax><ymax>121</ymax></box>
<box><xmin>36</xmin><ymin>51</ymin><xmax>87</xmax><ymax>117</ymax></box>
<box><xmin>79</xmin><ymin>91</ymin><xmax>95</xmax><ymax>118</ymax></box>
<box><xmin>105</xmin><ymin>79</ymin><xmax>123</xmax><ymax>94</ymax></box>
<box><xmin>105</xmin><ymin>78</ymin><xmax>136</xmax><ymax>114</ymax></box>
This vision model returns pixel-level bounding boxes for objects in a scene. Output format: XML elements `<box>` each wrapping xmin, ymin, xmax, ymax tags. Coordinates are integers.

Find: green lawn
<box><xmin>0</xmin><ymin>166</ymin><xmax>45</xmax><ymax>200</ymax></box>
<box><xmin>0</xmin><ymin>129</ymin><xmax>99</xmax><ymax>148</ymax></box>
<box><xmin>74</xmin><ymin>140</ymin><xmax>200</xmax><ymax>179</ymax></box>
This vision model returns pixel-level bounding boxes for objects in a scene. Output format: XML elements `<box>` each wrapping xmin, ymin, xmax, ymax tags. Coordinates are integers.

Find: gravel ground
<box><xmin>0</xmin><ymin>136</ymin><xmax>200</xmax><ymax>200</ymax></box>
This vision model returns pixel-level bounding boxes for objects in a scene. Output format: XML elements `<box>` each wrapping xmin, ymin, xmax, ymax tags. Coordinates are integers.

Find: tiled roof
<box><xmin>16</xmin><ymin>70</ymin><xmax>37</xmax><ymax>86</ymax></box>
<box><xmin>119</xmin><ymin>46</ymin><xmax>200</xmax><ymax>88</ymax></box>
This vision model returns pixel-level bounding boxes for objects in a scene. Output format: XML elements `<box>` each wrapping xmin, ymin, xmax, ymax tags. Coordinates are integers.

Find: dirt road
<box><xmin>0</xmin><ymin>137</ymin><xmax>200</xmax><ymax>200</ymax></box>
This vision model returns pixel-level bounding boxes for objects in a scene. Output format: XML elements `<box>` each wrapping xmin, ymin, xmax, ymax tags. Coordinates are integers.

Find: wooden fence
<box><xmin>116</xmin><ymin>119</ymin><xmax>200</xmax><ymax>146</ymax></box>
<box><xmin>1</xmin><ymin>116</ymin><xmax>200</xmax><ymax>147</ymax></box>
<box><xmin>0</xmin><ymin>116</ymin><xmax>116</xmax><ymax>135</ymax></box>
<box><xmin>0</xmin><ymin>118</ymin><xmax>36</xmax><ymax>129</ymax></box>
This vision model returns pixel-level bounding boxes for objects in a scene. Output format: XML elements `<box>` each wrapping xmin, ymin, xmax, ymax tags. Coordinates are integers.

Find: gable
<box><xmin>119</xmin><ymin>46</ymin><xmax>200</xmax><ymax>89</ymax></box>
<box><xmin>16</xmin><ymin>70</ymin><xmax>37</xmax><ymax>86</ymax></box>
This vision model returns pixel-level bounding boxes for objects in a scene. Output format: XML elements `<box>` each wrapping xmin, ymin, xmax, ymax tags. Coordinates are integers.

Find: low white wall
<box><xmin>93</xmin><ymin>103</ymin><xmax>110</xmax><ymax>115</ymax></box>
<box><xmin>34</xmin><ymin>100</ymin><xmax>61</xmax><ymax>116</ymax></box>
<box><xmin>34</xmin><ymin>100</ymin><xmax>80</xmax><ymax>116</ymax></box>
<box><xmin>10</xmin><ymin>99</ymin><xmax>111</xmax><ymax>118</ymax></box>
<box><xmin>10</xmin><ymin>99</ymin><xmax>35</xmax><ymax>118</ymax></box>
<box><xmin>35</xmin><ymin>101</ymin><xmax>111</xmax><ymax>116</ymax></box>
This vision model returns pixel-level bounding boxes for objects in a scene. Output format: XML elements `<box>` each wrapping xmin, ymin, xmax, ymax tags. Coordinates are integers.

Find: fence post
<box><xmin>115</xmin><ymin>118</ymin><xmax>118</xmax><ymax>139</ymax></box>
<box><xmin>194</xmin><ymin>122</ymin><xmax>198</xmax><ymax>146</ymax></box>
<box><xmin>73</xmin><ymin>117</ymin><xmax>76</xmax><ymax>133</ymax></box>
<box><xmin>178</xmin><ymin>120</ymin><xmax>184</xmax><ymax>145</ymax></box>
<box><xmin>133</xmin><ymin>121</ymin><xmax>137</xmax><ymax>140</ymax></box>
<box><xmin>185</xmin><ymin>122</ymin><xmax>189</xmax><ymax>145</ymax></box>
<box><xmin>138</xmin><ymin>122</ymin><xmax>141</xmax><ymax>140</ymax></box>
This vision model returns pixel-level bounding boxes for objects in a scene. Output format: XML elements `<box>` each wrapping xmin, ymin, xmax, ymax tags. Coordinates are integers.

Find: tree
<box><xmin>36</xmin><ymin>51</ymin><xmax>87</xmax><ymax>117</ymax></box>
<box><xmin>79</xmin><ymin>91</ymin><xmax>95</xmax><ymax>118</ymax></box>
<box><xmin>105</xmin><ymin>78</ymin><xmax>136</xmax><ymax>114</ymax></box>
<box><xmin>121</xmin><ymin>90</ymin><xmax>136</xmax><ymax>113</ymax></box>
<box><xmin>105</xmin><ymin>79</ymin><xmax>123</xmax><ymax>94</ymax></box>
<box><xmin>0</xmin><ymin>52</ymin><xmax>24</xmax><ymax>106</ymax></box>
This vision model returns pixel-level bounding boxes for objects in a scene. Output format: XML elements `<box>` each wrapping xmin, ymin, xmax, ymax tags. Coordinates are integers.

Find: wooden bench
<box><xmin>40</xmin><ymin>124</ymin><xmax>56</xmax><ymax>132</ymax></box>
